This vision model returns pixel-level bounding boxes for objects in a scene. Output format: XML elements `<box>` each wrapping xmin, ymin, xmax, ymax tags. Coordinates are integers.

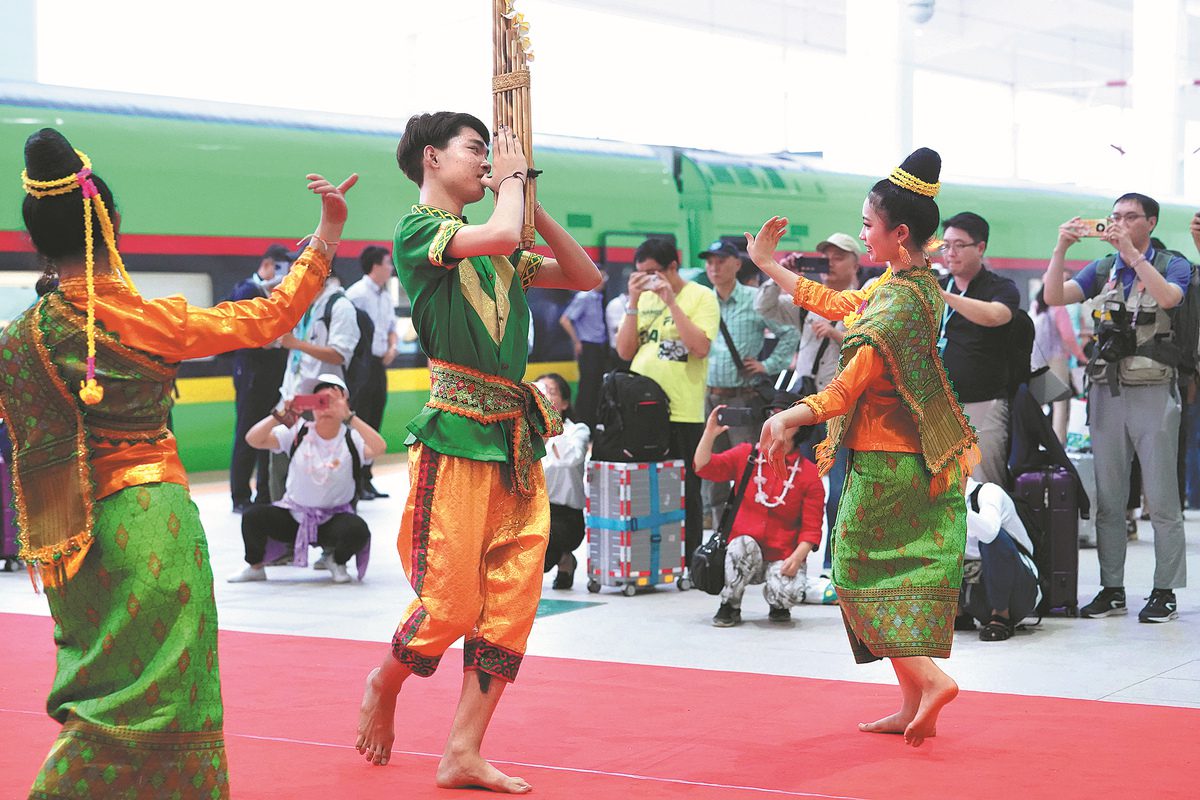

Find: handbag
<box><xmin>796</xmin><ymin>335</ymin><xmax>833</xmax><ymax>398</ymax></box>
<box><xmin>690</xmin><ymin>446</ymin><xmax>758</xmax><ymax>595</ymax></box>
<box><xmin>1028</xmin><ymin>365</ymin><xmax>1072</xmax><ymax>405</ymax></box>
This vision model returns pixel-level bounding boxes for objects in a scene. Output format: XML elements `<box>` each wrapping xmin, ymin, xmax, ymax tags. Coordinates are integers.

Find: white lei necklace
<box><xmin>303</xmin><ymin>429</ymin><xmax>344</xmax><ymax>486</ymax></box>
<box><xmin>753</xmin><ymin>455</ymin><xmax>801</xmax><ymax>508</ymax></box>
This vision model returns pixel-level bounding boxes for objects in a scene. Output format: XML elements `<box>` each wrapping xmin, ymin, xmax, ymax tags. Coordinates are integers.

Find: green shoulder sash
<box><xmin>816</xmin><ymin>268</ymin><xmax>977</xmax><ymax>480</ymax></box>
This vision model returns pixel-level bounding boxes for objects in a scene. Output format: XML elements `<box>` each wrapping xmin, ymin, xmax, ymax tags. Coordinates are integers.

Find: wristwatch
<box><xmin>344</xmin><ymin>411</ymin><xmax>357</xmax><ymax>425</ymax></box>
<box><xmin>624</xmin><ymin>304</ymin><xmax>638</xmax><ymax>315</ymax></box>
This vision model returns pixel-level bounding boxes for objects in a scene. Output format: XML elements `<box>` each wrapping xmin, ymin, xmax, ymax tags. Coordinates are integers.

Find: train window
<box><xmin>0</xmin><ymin>271</ymin><xmax>40</xmax><ymax>328</ymax></box>
<box><xmin>764</xmin><ymin>169</ymin><xmax>787</xmax><ymax>190</ymax></box>
<box><xmin>709</xmin><ymin>165</ymin><xmax>736</xmax><ymax>185</ymax></box>
<box><xmin>129</xmin><ymin>272</ymin><xmax>215</xmax><ymax>362</ymax></box>
<box><xmin>733</xmin><ymin>166</ymin><xmax>759</xmax><ymax>188</ymax></box>
<box><xmin>129</xmin><ymin>272</ymin><xmax>213</xmax><ymax>307</ymax></box>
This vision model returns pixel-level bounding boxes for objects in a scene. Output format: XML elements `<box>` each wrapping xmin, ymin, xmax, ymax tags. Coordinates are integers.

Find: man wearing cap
<box><xmin>228</xmin><ymin>244</ymin><xmax>293</xmax><ymax>513</ymax></box>
<box><xmin>756</xmin><ymin>233</ymin><xmax>862</xmax><ymax>571</ymax></box>
<box><xmin>702</xmin><ymin>239</ymin><xmax>800</xmax><ymax>522</ymax></box>
<box><xmin>938</xmin><ymin>212</ymin><xmax>1020</xmax><ymax>485</ymax></box>
<box><xmin>230</xmin><ymin>373</ymin><xmax>385</xmax><ymax>585</ymax></box>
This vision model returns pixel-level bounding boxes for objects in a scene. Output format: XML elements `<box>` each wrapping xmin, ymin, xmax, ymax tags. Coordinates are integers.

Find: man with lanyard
<box><xmin>353</xmin><ymin>112</ymin><xmax>600</xmax><ymax>792</ymax></box>
<box><xmin>702</xmin><ymin>239</ymin><xmax>799</xmax><ymax>522</ymax></box>
<box><xmin>345</xmin><ymin>245</ymin><xmax>399</xmax><ymax>500</ymax></box>
<box><xmin>937</xmin><ymin>212</ymin><xmax>1021</xmax><ymax>485</ymax></box>
<box><xmin>228</xmin><ymin>244</ymin><xmax>291</xmax><ymax>512</ymax></box>
<box><xmin>1043</xmin><ymin>193</ymin><xmax>1189</xmax><ymax>624</ymax></box>
<box><xmin>756</xmin><ymin>233</ymin><xmax>861</xmax><ymax>573</ymax></box>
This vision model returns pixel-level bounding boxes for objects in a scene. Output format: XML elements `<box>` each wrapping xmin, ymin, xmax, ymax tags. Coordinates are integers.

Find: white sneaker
<box><xmin>313</xmin><ymin>551</ymin><xmax>332</xmax><ymax>571</ymax></box>
<box><xmin>329</xmin><ymin>562</ymin><xmax>352</xmax><ymax>584</ymax></box>
<box><xmin>227</xmin><ymin>565</ymin><xmax>267</xmax><ymax>583</ymax></box>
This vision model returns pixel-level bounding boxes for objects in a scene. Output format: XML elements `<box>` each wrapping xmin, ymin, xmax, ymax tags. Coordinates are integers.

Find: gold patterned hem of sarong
<box><xmin>426</xmin><ymin>359</ymin><xmax>563</xmax><ymax>496</ymax></box>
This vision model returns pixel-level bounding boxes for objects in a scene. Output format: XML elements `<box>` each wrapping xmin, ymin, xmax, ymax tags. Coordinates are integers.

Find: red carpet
<box><xmin>1</xmin><ymin>612</ymin><xmax>1196</xmax><ymax>799</ymax></box>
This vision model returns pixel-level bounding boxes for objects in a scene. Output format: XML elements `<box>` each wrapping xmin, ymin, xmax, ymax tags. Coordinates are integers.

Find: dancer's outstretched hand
<box><xmin>745</xmin><ymin>216</ymin><xmax>788</xmax><ymax>269</ymax></box>
<box><xmin>308</xmin><ymin>173</ymin><xmax>359</xmax><ymax>228</ymax></box>
<box><xmin>758</xmin><ymin>412</ymin><xmax>794</xmax><ymax>480</ymax></box>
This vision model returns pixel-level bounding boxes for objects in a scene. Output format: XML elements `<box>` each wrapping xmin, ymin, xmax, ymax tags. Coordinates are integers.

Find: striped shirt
<box><xmin>707</xmin><ymin>282</ymin><xmax>801</xmax><ymax>388</ymax></box>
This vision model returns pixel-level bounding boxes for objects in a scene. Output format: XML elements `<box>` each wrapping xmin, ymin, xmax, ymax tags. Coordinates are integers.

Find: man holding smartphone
<box><xmin>616</xmin><ymin>237</ymin><xmax>720</xmax><ymax>564</ymax></box>
<box><xmin>229</xmin><ymin>374</ymin><xmax>385</xmax><ymax>585</ymax></box>
<box><xmin>1043</xmin><ymin>193</ymin><xmax>1189</xmax><ymax>624</ymax></box>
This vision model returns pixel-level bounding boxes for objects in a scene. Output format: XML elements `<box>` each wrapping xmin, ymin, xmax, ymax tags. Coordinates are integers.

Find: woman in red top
<box><xmin>694</xmin><ymin>392</ymin><xmax>825</xmax><ymax>627</ymax></box>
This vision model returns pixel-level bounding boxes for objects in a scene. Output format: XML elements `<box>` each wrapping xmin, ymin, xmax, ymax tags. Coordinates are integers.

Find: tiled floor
<box><xmin>2</xmin><ymin>456</ymin><xmax>1197</xmax><ymax>709</ymax></box>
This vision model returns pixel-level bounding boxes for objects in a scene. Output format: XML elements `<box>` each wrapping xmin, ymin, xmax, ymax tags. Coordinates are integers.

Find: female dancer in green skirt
<box><xmin>747</xmin><ymin>148</ymin><xmax>978</xmax><ymax>747</ymax></box>
<box><xmin>0</xmin><ymin>128</ymin><xmax>356</xmax><ymax>797</ymax></box>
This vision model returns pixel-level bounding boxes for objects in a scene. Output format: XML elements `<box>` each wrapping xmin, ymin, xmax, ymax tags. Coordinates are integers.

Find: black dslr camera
<box><xmin>1096</xmin><ymin>302</ymin><xmax>1137</xmax><ymax>363</ymax></box>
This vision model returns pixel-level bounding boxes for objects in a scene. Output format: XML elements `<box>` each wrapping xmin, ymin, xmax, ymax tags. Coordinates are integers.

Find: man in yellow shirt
<box><xmin>615</xmin><ymin>237</ymin><xmax>720</xmax><ymax>561</ymax></box>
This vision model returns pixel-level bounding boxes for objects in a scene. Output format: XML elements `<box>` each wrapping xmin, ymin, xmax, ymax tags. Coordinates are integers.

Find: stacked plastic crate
<box><xmin>584</xmin><ymin>459</ymin><xmax>689</xmax><ymax>596</ymax></box>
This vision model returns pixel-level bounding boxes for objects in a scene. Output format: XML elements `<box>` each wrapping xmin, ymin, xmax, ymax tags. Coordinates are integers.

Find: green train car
<box><xmin>1</xmin><ymin>83</ymin><xmax>1195</xmax><ymax>473</ymax></box>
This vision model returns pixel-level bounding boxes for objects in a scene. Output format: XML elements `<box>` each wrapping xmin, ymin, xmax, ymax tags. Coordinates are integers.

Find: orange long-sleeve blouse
<box><xmin>790</xmin><ymin>278</ymin><xmax>921</xmax><ymax>454</ymax></box>
<box><xmin>56</xmin><ymin>246</ymin><xmax>331</xmax><ymax>499</ymax></box>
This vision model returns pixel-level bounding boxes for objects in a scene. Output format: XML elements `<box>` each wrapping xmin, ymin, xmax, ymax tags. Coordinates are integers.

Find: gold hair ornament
<box><xmin>21</xmin><ymin>148</ymin><xmax>139</xmax><ymax>405</ymax></box>
<box><xmin>888</xmin><ymin>167</ymin><xmax>940</xmax><ymax>198</ymax></box>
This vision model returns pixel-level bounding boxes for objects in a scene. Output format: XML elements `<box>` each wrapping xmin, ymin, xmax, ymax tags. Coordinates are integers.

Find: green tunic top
<box><xmin>394</xmin><ymin>204</ymin><xmax>546</xmax><ymax>463</ymax></box>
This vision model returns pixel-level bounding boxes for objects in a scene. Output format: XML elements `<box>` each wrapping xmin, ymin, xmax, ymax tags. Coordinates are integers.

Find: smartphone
<box><xmin>291</xmin><ymin>393</ymin><xmax>330</xmax><ymax>412</ymax></box>
<box><xmin>787</xmin><ymin>255</ymin><xmax>831</xmax><ymax>274</ymax></box>
<box><xmin>1077</xmin><ymin>218</ymin><xmax>1110</xmax><ymax>237</ymax></box>
<box><xmin>716</xmin><ymin>406</ymin><xmax>754</xmax><ymax>427</ymax></box>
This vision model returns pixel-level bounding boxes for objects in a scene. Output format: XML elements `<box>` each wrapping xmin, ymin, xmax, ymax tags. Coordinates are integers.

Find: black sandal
<box><xmin>979</xmin><ymin>614</ymin><xmax>1013</xmax><ymax>642</ymax></box>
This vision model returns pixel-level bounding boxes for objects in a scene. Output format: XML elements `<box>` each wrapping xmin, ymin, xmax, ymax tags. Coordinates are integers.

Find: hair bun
<box><xmin>24</xmin><ymin>128</ymin><xmax>84</xmax><ymax>182</ymax></box>
<box><xmin>898</xmin><ymin>147</ymin><xmax>941</xmax><ymax>184</ymax></box>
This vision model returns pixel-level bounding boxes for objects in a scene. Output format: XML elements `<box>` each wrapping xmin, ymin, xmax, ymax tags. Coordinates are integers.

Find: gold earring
<box><xmin>896</xmin><ymin>246</ymin><xmax>911</xmax><ymax>269</ymax></box>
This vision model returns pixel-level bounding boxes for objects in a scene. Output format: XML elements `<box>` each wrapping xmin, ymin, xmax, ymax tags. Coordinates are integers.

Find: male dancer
<box><xmin>355</xmin><ymin>112</ymin><xmax>600</xmax><ymax>793</ymax></box>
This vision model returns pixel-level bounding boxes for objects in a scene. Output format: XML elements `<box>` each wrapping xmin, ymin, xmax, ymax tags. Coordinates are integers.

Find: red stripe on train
<box><xmin>0</xmin><ymin>230</ymin><xmax>1081</xmax><ymax>271</ymax></box>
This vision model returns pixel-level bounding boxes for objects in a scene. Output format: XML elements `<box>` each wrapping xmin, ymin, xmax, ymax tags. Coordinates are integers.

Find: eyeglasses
<box><xmin>1110</xmin><ymin>213</ymin><xmax>1146</xmax><ymax>224</ymax></box>
<box><xmin>939</xmin><ymin>241</ymin><xmax>979</xmax><ymax>254</ymax></box>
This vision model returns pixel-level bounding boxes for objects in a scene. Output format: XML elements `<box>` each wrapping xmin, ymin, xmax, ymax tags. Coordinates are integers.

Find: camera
<box><xmin>716</xmin><ymin>406</ymin><xmax>754</xmax><ymax>427</ymax></box>
<box><xmin>1095</xmin><ymin>305</ymin><xmax>1136</xmax><ymax>363</ymax></box>
<box><xmin>1077</xmin><ymin>218</ymin><xmax>1108</xmax><ymax>238</ymax></box>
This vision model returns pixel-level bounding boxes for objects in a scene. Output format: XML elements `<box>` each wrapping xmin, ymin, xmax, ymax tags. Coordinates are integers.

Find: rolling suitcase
<box><xmin>1014</xmin><ymin>466</ymin><xmax>1079</xmax><ymax>616</ymax></box>
<box><xmin>584</xmin><ymin>459</ymin><xmax>688</xmax><ymax>595</ymax></box>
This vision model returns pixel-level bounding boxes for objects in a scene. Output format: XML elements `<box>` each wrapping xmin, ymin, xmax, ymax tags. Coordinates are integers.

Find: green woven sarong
<box><xmin>833</xmin><ymin>451</ymin><xmax>966</xmax><ymax>663</ymax></box>
<box><xmin>28</xmin><ymin>482</ymin><xmax>229</xmax><ymax>799</ymax></box>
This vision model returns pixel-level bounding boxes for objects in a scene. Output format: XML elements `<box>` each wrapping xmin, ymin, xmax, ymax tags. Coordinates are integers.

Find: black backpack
<box><xmin>321</xmin><ymin>291</ymin><xmax>376</xmax><ymax>401</ymax></box>
<box><xmin>591</xmin><ymin>370</ymin><xmax>671</xmax><ymax>462</ymax></box>
<box><xmin>1004</xmin><ymin>308</ymin><xmax>1036</xmax><ymax>397</ymax></box>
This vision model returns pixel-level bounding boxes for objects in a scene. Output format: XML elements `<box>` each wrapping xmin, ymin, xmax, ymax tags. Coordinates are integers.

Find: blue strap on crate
<box><xmin>584</xmin><ymin>463</ymin><xmax>683</xmax><ymax>579</ymax></box>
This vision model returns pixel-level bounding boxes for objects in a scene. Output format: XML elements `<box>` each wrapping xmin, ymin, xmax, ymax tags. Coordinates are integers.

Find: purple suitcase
<box><xmin>1013</xmin><ymin>467</ymin><xmax>1079</xmax><ymax>616</ymax></box>
<box><xmin>0</xmin><ymin>422</ymin><xmax>19</xmax><ymax>566</ymax></box>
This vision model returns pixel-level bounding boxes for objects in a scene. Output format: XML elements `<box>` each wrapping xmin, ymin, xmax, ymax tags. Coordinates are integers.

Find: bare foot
<box><xmin>904</xmin><ymin>675</ymin><xmax>958</xmax><ymax>747</ymax></box>
<box><xmin>858</xmin><ymin>709</ymin><xmax>915</xmax><ymax>735</ymax></box>
<box><xmin>436</xmin><ymin>749</ymin><xmax>531</xmax><ymax>794</ymax></box>
<box><xmin>355</xmin><ymin>668</ymin><xmax>399</xmax><ymax>766</ymax></box>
